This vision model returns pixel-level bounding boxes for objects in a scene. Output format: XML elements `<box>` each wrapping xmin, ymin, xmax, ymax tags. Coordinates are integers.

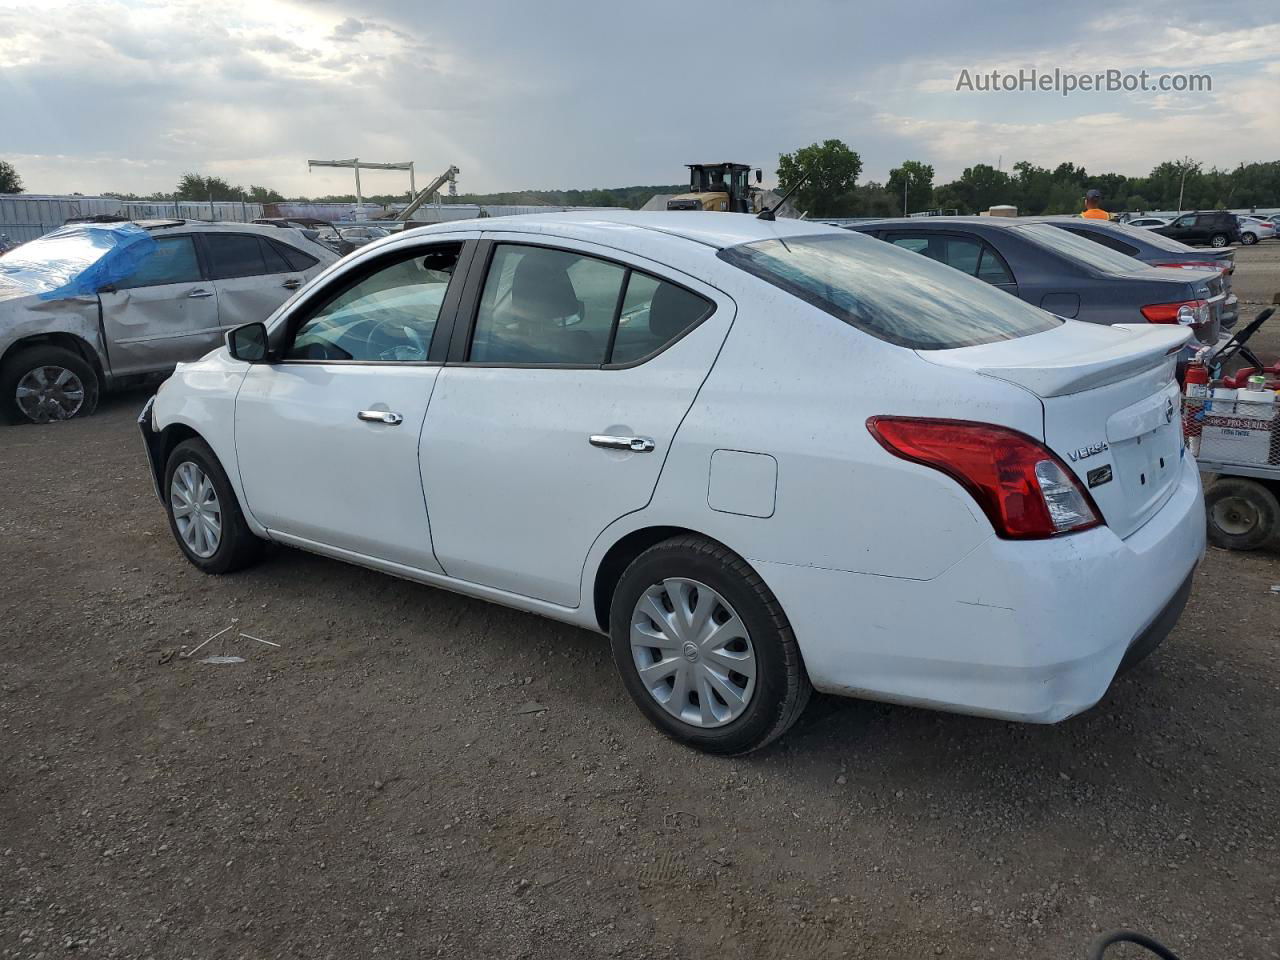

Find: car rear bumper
<box><xmin>754</xmin><ymin>453</ymin><xmax>1205</xmax><ymax>723</ymax></box>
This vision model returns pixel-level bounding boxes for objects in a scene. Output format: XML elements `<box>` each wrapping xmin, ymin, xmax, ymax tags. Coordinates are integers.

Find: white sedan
<box><xmin>140</xmin><ymin>212</ymin><xmax>1205</xmax><ymax>753</ymax></box>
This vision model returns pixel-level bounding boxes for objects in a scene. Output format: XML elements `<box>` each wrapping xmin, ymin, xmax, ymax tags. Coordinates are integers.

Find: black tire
<box><xmin>1204</xmin><ymin>477</ymin><xmax>1279</xmax><ymax>551</ymax></box>
<box><xmin>1209</xmin><ymin>233</ymin><xmax>1229</xmax><ymax>248</ymax></box>
<box><xmin>609</xmin><ymin>535</ymin><xmax>811</xmax><ymax>755</ymax></box>
<box><xmin>0</xmin><ymin>345</ymin><xmax>100</xmax><ymax>424</ymax></box>
<box><xmin>1241</xmin><ymin>231</ymin><xmax>1258</xmax><ymax>246</ymax></box>
<box><xmin>163</xmin><ymin>438</ymin><xmax>264</xmax><ymax>574</ymax></box>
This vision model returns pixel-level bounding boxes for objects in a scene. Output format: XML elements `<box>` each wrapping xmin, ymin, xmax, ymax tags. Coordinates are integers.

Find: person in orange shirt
<box><xmin>1081</xmin><ymin>189</ymin><xmax>1110</xmax><ymax>220</ymax></box>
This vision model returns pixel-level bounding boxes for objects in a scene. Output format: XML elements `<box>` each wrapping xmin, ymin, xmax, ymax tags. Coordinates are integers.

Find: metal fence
<box><xmin>0</xmin><ymin>194</ymin><xmax>266</xmax><ymax>245</ymax></box>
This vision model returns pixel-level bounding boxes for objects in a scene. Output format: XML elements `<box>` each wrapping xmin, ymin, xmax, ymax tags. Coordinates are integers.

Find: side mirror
<box><xmin>227</xmin><ymin>322</ymin><xmax>269</xmax><ymax>362</ymax></box>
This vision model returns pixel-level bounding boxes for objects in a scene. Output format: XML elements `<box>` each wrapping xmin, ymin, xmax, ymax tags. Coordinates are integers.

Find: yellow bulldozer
<box><xmin>666</xmin><ymin>163</ymin><xmax>764</xmax><ymax>213</ymax></box>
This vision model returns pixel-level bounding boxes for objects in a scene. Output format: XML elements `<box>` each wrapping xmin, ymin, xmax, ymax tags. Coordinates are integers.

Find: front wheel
<box><xmin>1241</xmin><ymin>231</ymin><xmax>1258</xmax><ymax>246</ymax></box>
<box><xmin>1205</xmin><ymin>477</ymin><xmax>1279</xmax><ymax>551</ymax></box>
<box><xmin>0</xmin><ymin>345</ymin><xmax>100</xmax><ymax>424</ymax></box>
<box><xmin>609</xmin><ymin>535</ymin><xmax>811</xmax><ymax>754</ymax></box>
<box><xmin>1209</xmin><ymin>233</ymin><xmax>1230</xmax><ymax>248</ymax></box>
<box><xmin>164</xmin><ymin>438</ymin><xmax>264</xmax><ymax>574</ymax></box>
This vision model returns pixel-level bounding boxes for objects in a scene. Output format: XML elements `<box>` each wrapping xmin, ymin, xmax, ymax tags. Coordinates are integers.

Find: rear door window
<box><xmin>273</xmin><ymin>239</ymin><xmax>319</xmax><ymax>272</ymax></box>
<box><xmin>719</xmin><ymin>232</ymin><xmax>1058</xmax><ymax>350</ymax></box>
<box><xmin>205</xmin><ymin>234</ymin><xmax>268</xmax><ymax>279</ymax></box>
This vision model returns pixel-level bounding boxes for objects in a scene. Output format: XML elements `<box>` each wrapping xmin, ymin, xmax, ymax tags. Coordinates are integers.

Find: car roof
<box><xmin>399</xmin><ymin>210</ymin><xmax>844</xmax><ymax>251</ymax></box>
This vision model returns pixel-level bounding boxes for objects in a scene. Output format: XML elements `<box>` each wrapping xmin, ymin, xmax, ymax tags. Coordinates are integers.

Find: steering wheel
<box><xmin>364</xmin><ymin>317</ymin><xmax>428</xmax><ymax>362</ymax></box>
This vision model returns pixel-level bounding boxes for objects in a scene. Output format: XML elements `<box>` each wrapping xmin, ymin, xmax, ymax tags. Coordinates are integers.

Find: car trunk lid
<box><xmin>919</xmin><ymin>322</ymin><xmax>1192</xmax><ymax>539</ymax></box>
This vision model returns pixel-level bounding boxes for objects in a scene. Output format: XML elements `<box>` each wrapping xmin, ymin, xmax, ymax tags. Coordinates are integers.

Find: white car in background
<box><xmin>1124</xmin><ymin>217</ymin><xmax>1171</xmax><ymax>229</ymax></box>
<box><xmin>0</xmin><ymin>220</ymin><xmax>335</xmax><ymax>423</ymax></box>
<box><xmin>140</xmin><ymin>212</ymin><xmax>1205</xmax><ymax>754</ymax></box>
<box><xmin>1238</xmin><ymin>216</ymin><xmax>1277</xmax><ymax>244</ymax></box>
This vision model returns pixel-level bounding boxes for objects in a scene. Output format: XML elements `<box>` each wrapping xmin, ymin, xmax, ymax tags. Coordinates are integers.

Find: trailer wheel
<box><xmin>1204</xmin><ymin>477</ymin><xmax>1279</xmax><ymax>551</ymax></box>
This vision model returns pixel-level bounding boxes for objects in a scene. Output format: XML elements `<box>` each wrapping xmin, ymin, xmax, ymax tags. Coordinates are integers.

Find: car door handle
<box><xmin>187</xmin><ymin>288</ymin><xmax>214</xmax><ymax>299</ymax></box>
<box><xmin>589</xmin><ymin>434</ymin><xmax>655</xmax><ymax>452</ymax></box>
<box><xmin>282</xmin><ymin>278</ymin><xmax>302</xmax><ymax>290</ymax></box>
<box><xmin>357</xmin><ymin>410</ymin><xmax>404</xmax><ymax>425</ymax></box>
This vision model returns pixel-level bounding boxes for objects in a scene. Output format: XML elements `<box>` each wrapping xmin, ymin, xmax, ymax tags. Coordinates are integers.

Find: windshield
<box><xmin>1015</xmin><ymin>222</ymin><xmax>1151</xmax><ymax>275</ymax></box>
<box><xmin>717</xmin><ymin>232</ymin><xmax>1060</xmax><ymax>350</ymax></box>
<box><xmin>0</xmin><ymin>223</ymin><xmax>158</xmax><ymax>300</ymax></box>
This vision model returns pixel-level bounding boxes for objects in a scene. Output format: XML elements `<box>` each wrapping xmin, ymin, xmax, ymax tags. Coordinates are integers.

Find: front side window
<box><xmin>286</xmin><ymin>244</ymin><xmax>460</xmax><ymax>362</ymax></box>
<box><xmin>115</xmin><ymin>234</ymin><xmax>202</xmax><ymax>289</ymax></box>
<box><xmin>719</xmin><ymin>232</ymin><xmax>1059</xmax><ymax>350</ymax></box>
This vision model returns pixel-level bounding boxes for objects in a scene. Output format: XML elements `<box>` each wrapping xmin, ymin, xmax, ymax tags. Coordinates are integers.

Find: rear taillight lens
<box><xmin>1141</xmin><ymin>299</ymin><xmax>1210</xmax><ymax>327</ymax></box>
<box><xmin>867</xmin><ymin>417</ymin><xmax>1102</xmax><ymax>539</ymax></box>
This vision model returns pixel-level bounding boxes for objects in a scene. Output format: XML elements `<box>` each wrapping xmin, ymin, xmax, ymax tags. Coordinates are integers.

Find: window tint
<box><xmin>891</xmin><ymin>236</ymin><xmax>931</xmax><ymax>256</ymax></box>
<box><xmin>945</xmin><ymin>238</ymin><xmax>983</xmax><ymax>275</ymax></box>
<box><xmin>1173</xmin><ymin>215</ymin><xmax>1195</xmax><ymax>228</ymax></box>
<box><xmin>610</xmin><ymin>272</ymin><xmax>712</xmax><ymax>364</ymax></box>
<box><xmin>260</xmin><ymin>238</ymin><xmax>292</xmax><ymax>274</ymax></box>
<box><xmin>718</xmin><ymin>232</ymin><xmax>1059</xmax><ymax>350</ymax></box>
<box><xmin>286</xmin><ymin>244</ymin><xmax>460</xmax><ymax>362</ymax></box>
<box><xmin>888</xmin><ymin>233</ymin><xmax>1013</xmax><ymax>286</ymax></box>
<box><xmin>469</xmin><ymin>245</ymin><xmax>626</xmax><ymax>364</ymax></box>
<box><xmin>1063</xmin><ymin>226</ymin><xmax>1139</xmax><ymax>256</ymax></box>
<box><xmin>205</xmin><ymin>234</ymin><xmax>267</xmax><ymax>279</ymax></box>
<box><xmin>115</xmin><ymin>235</ymin><xmax>202</xmax><ymax>289</ymax></box>
<box><xmin>977</xmin><ymin>247</ymin><xmax>1014</xmax><ymax>284</ymax></box>
<box><xmin>273</xmin><ymin>239</ymin><xmax>319</xmax><ymax>272</ymax></box>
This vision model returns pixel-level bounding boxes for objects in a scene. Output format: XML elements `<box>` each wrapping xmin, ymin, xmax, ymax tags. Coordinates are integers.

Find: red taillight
<box><xmin>866</xmin><ymin>418</ymin><xmax>1102</xmax><ymax>539</ymax></box>
<box><xmin>1141</xmin><ymin>299</ymin><xmax>1210</xmax><ymax>326</ymax></box>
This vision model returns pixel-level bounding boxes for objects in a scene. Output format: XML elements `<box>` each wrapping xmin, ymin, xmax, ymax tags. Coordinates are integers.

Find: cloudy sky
<box><xmin>2</xmin><ymin>0</ymin><xmax>1278</xmax><ymax>197</ymax></box>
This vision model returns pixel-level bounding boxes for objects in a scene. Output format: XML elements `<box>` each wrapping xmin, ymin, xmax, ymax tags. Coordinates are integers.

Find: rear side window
<box><xmin>611</xmin><ymin>272</ymin><xmax>712</xmax><ymax>364</ymax></box>
<box><xmin>115</xmin><ymin>234</ymin><xmax>202</xmax><ymax>289</ymax></box>
<box><xmin>718</xmin><ymin>232</ymin><xmax>1058</xmax><ymax>350</ymax></box>
<box><xmin>205</xmin><ymin>234</ymin><xmax>267</xmax><ymax>279</ymax></box>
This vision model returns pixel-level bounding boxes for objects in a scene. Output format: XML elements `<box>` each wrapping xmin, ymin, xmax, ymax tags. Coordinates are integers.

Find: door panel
<box><xmin>235</xmin><ymin>364</ymin><xmax>443</xmax><ymax>570</ymax></box>
<box><xmin>100</xmin><ymin>283</ymin><xmax>221</xmax><ymax>376</ymax></box>
<box><xmin>233</xmin><ymin>237</ymin><xmax>474</xmax><ymax>571</ymax></box>
<box><xmin>420</xmin><ymin>236</ymin><xmax>734</xmax><ymax>607</ymax></box>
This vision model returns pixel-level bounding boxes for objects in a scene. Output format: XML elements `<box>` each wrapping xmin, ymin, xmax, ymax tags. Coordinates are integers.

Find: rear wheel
<box><xmin>1241</xmin><ymin>231</ymin><xmax>1258</xmax><ymax>245</ymax></box>
<box><xmin>0</xmin><ymin>345</ymin><xmax>99</xmax><ymax>424</ymax></box>
<box><xmin>1209</xmin><ymin>233</ymin><xmax>1229</xmax><ymax>248</ymax></box>
<box><xmin>1204</xmin><ymin>477</ymin><xmax>1279</xmax><ymax>551</ymax></box>
<box><xmin>609</xmin><ymin>535</ymin><xmax>811</xmax><ymax>754</ymax></box>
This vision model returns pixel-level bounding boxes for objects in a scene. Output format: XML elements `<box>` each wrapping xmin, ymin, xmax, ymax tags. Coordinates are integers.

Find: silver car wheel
<box><xmin>630</xmin><ymin>578</ymin><xmax>756</xmax><ymax>728</ymax></box>
<box><xmin>170</xmin><ymin>461</ymin><xmax>222</xmax><ymax>559</ymax></box>
<box><xmin>15</xmin><ymin>365</ymin><xmax>85</xmax><ymax>422</ymax></box>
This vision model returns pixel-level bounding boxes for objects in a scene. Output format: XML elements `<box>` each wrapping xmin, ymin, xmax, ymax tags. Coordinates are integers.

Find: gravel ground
<box><xmin>2</xmin><ymin>245</ymin><xmax>1279</xmax><ymax>960</ymax></box>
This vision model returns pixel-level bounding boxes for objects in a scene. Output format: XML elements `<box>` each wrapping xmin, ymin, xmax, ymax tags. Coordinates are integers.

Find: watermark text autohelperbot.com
<box><xmin>955</xmin><ymin>68</ymin><xmax>1211</xmax><ymax>97</ymax></box>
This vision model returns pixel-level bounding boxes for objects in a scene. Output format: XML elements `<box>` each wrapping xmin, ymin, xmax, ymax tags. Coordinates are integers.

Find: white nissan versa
<box><xmin>140</xmin><ymin>212</ymin><xmax>1206</xmax><ymax>754</ymax></box>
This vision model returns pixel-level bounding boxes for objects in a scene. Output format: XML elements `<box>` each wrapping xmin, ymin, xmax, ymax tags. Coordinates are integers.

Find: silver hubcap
<box><xmin>15</xmin><ymin>365</ymin><xmax>85</xmax><ymax>422</ymax></box>
<box><xmin>1211</xmin><ymin>497</ymin><xmax>1258</xmax><ymax>536</ymax></box>
<box><xmin>630</xmin><ymin>578</ymin><xmax>756</xmax><ymax>728</ymax></box>
<box><xmin>170</xmin><ymin>461</ymin><xmax>222</xmax><ymax>558</ymax></box>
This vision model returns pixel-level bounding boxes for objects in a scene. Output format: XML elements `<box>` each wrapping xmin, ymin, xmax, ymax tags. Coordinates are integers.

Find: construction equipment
<box><xmin>396</xmin><ymin>166</ymin><xmax>461</xmax><ymax>222</ymax></box>
<box><xmin>667</xmin><ymin>163</ymin><xmax>763</xmax><ymax>213</ymax></box>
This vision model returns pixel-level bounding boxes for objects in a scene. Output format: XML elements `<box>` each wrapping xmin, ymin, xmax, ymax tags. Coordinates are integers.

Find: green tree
<box><xmin>932</xmin><ymin>164</ymin><xmax>1012</xmax><ymax>214</ymax></box>
<box><xmin>0</xmin><ymin>159</ymin><xmax>23</xmax><ymax>194</ymax></box>
<box><xmin>175</xmin><ymin>173</ymin><xmax>243</xmax><ymax>202</ymax></box>
<box><xmin>247</xmin><ymin>184</ymin><xmax>285</xmax><ymax>204</ymax></box>
<box><xmin>886</xmin><ymin>160</ymin><xmax>934</xmax><ymax>215</ymax></box>
<box><xmin>776</xmin><ymin>139</ymin><xmax>863</xmax><ymax>217</ymax></box>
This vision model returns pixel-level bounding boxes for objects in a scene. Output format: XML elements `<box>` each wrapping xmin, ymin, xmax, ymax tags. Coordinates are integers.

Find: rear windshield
<box><xmin>1015</xmin><ymin>222</ymin><xmax>1150</xmax><ymax>275</ymax></box>
<box><xmin>717</xmin><ymin>232</ymin><xmax>1060</xmax><ymax>350</ymax></box>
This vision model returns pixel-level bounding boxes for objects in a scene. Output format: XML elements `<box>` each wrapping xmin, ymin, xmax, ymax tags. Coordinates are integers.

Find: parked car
<box><xmin>844</xmin><ymin>217</ymin><xmax>1228</xmax><ymax>350</ymax></box>
<box><xmin>1152</xmin><ymin>211</ymin><xmax>1241</xmax><ymax>247</ymax></box>
<box><xmin>1123</xmin><ymin>217</ymin><xmax>1170</xmax><ymax>229</ymax></box>
<box><xmin>340</xmin><ymin>225</ymin><xmax>392</xmax><ymax>248</ymax></box>
<box><xmin>0</xmin><ymin>220</ymin><xmax>336</xmax><ymax>424</ymax></box>
<box><xmin>1237</xmin><ymin>216</ymin><xmax>1277</xmax><ymax>245</ymax></box>
<box><xmin>1035</xmin><ymin>217</ymin><xmax>1238</xmax><ymax>329</ymax></box>
<box><xmin>141</xmin><ymin>212</ymin><xmax>1204</xmax><ymax>754</ymax></box>
<box><xmin>253</xmin><ymin>217</ymin><xmax>355</xmax><ymax>256</ymax></box>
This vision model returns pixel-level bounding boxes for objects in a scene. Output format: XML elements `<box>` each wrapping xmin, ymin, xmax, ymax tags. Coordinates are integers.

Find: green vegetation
<box><xmin>0</xmin><ymin>159</ymin><xmax>23</xmax><ymax>194</ymax></box>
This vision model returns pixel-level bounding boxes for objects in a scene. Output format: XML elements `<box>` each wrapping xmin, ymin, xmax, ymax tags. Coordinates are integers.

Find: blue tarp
<box><xmin>0</xmin><ymin>223</ymin><xmax>159</xmax><ymax>300</ymax></box>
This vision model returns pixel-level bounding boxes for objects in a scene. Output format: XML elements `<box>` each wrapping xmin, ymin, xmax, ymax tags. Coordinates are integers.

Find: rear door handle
<box><xmin>357</xmin><ymin>410</ymin><xmax>403</xmax><ymax>425</ymax></box>
<box><xmin>589</xmin><ymin>434</ymin><xmax>655</xmax><ymax>452</ymax></box>
<box><xmin>282</xmin><ymin>278</ymin><xmax>302</xmax><ymax>290</ymax></box>
<box><xmin>187</xmin><ymin>288</ymin><xmax>214</xmax><ymax>299</ymax></box>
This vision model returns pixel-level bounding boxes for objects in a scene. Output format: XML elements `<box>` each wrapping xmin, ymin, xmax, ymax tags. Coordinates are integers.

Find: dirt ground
<box><xmin>2</xmin><ymin>245</ymin><xmax>1280</xmax><ymax>960</ymax></box>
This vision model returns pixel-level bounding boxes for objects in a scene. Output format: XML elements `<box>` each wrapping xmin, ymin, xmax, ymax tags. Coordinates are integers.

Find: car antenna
<box><xmin>758</xmin><ymin>170</ymin><xmax>811</xmax><ymax>221</ymax></box>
